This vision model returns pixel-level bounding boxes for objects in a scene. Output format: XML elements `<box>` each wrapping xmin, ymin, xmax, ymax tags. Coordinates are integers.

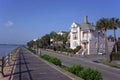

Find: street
<box><xmin>41</xmin><ymin>50</ymin><xmax>120</xmax><ymax>80</ymax></box>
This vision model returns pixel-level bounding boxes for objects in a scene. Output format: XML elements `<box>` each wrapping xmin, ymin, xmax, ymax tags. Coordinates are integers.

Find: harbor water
<box><xmin>0</xmin><ymin>44</ymin><xmax>19</xmax><ymax>57</ymax></box>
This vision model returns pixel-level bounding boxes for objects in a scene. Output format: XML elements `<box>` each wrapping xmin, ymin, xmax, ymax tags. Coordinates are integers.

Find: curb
<box><xmin>40</xmin><ymin>58</ymin><xmax>83</xmax><ymax>80</ymax></box>
<box><xmin>10</xmin><ymin>49</ymin><xmax>20</xmax><ymax>80</ymax></box>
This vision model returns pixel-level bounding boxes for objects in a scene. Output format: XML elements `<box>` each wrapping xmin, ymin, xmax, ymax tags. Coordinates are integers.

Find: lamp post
<box><xmin>97</xmin><ymin>30</ymin><xmax>100</xmax><ymax>54</ymax></box>
<box><xmin>33</xmin><ymin>39</ymin><xmax>37</xmax><ymax>54</ymax></box>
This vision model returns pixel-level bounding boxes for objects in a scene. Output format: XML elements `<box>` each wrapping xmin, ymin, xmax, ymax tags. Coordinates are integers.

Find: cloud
<box><xmin>4</xmin><ymin>21</ymin><xmax>14</xmax><ymax>27</ymax></box>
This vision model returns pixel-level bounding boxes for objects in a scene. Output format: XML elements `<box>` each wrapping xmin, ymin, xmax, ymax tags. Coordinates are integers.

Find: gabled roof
<box><xmin>74</xmin><ymin>22</ymin><xmax>80</xmax><ymax>27</ymax></box>
<box><xmin>70</xmin><ymin>16</ymin><xmax>96</xmax><ymax>31</ymax></box>
<box><xmin>71</xmin><ymin>22</ymin><xmax>80</xmax><ymax>28</ymax></box>
<box><xmin>71</xmin><ymin>22</ymin><xmax>95</xmax><ymax>30</ymax></box>
<box><xmin>80</xmin><ymin>23</ymin><xmax>95</xmax><ymax>30</ymax></box>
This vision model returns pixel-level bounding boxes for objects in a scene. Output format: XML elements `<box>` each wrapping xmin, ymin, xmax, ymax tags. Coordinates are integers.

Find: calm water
<box><xmin>0</xmin><ymin>44</ymin><xmax>19</xmax><ymax>57</ymax></box>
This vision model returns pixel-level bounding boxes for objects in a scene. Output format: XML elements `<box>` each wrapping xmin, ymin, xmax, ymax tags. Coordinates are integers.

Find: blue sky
<box><xmin>0</xmin><ymin>0</ymin><xmax>120</xmax><ymax>44</ymax></box>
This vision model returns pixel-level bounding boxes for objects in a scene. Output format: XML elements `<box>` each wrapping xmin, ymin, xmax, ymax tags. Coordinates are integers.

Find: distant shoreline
<box><xmin>0</xmin><ymin>44</ymin><xmax>23</xmax><ymax>46</ymax></box>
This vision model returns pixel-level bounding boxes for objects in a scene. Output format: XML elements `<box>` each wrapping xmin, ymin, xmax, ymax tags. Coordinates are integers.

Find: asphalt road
<box><xmin>11</xmin><ymin>47</ymin><xmax>72</xmax><ymax>80</ymax></box>
<box><xmin>41</xmin><ymin>50</ymin><xmax>120</xmax><ymax>80</ymax></box>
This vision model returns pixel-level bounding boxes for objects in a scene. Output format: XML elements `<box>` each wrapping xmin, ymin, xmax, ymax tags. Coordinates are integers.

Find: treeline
<box><xmin>27</xmin><ymin>31</ymin><xmax>69</xmax><ymax>49</ymax></box>
<box><xmin>27</xmin><ymin>31</ymin><xmax>81</xmax><ymax>53</ymax></box>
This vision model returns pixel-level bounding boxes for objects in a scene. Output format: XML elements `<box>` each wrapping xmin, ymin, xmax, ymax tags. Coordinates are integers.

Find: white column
<box><xmin>78</xmin><ymin>27</ymin><xmax>80</xmax><ymax>45</ymax></box>
<box><xmin>88</xmin><ymin>42</ymin><xmax>90</xmax><ymax>55</ymax></box>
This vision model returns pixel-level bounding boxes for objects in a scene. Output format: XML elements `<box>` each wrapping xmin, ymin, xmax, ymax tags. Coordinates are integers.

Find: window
<box><xmin>73</xmin><ymin>27</ymin><xmax>77</xmax><ymax>31</ymax></box>
<box><xmin>73</xmin><ymin>33</ymin><xmax>78</xmax><ymax>40</ymax></box>
<box><xmin>103</xmin><ymin>44</ymin><xmax>105</xmax><ymax>48</ymax></box>
<box><xmin>100</xmin><ymin>44</ymin><xmax>103</xmax><ymax>48</ymax></box>
<box><xmin>73</xmin><ymin>41</ymin><xmax>78</xmax><ymax>48</ymax></box>
<box><xmin>83</xmin><ymin>32</ymin><xmax>88</xmax><ymax>40</ymax></box>
<box><xmin>95</xmin><ymin>42</ymin><xmax>97</xmax><ymax>48</ymax></box>
<box><xmin>71</xmin><ymin>27</ymin><xmax>77</xmax><ymax>32</ymax></box>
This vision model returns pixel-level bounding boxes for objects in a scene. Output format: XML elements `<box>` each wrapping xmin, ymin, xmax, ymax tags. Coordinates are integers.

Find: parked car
<box><xmin>98</xmin><ymin>49</ymin><xmax>105</xmax><ymax>55</ymax></box>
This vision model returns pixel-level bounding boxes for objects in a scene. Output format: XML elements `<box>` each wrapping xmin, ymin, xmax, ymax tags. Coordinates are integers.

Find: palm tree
<box><xmin>109</xmin><ymin>18</ymin><xmax>120</xmax><ymax>52</ymax></box>
<box><xmin>96</xmin><ymin>17</ymin><xmax>111</xmax><ymax>62</ymax></box>
<box><xmin>108</xmin><ymin>35</ymin><xmax>114</xmax><ymax>42</ymax></box>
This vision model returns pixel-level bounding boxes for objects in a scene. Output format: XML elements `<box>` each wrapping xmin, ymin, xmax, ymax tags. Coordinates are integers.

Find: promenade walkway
<box><xmin>10</xmin><ymin>47</ymin><xmax>72</xmax><ymax>80</ymax></box>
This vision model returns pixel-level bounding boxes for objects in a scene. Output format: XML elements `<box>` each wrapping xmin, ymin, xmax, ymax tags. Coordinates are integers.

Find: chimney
<box><xmin>84</xmin><ymin>16</ymin><xmax>88</xmax><ymax>24</ymax></box>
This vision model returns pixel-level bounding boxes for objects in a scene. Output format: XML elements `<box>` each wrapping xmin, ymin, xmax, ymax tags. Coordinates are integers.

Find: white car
<box><xmin>98</xmin><ymin>50</ymin><xmax>105</xmax><ymax>55</ymax></box>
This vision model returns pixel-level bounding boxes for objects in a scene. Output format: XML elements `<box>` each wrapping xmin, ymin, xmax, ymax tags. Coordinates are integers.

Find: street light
<box><xmin>33</xmin><ymin>39</ymin><xmax>37</xmax><ymax>54</ymax></box>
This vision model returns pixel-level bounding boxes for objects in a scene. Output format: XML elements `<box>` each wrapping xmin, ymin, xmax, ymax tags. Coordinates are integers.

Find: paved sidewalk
<box><xmin>10</xmin><ymin>47</ymin><xmax>72</xmax><ymax>80</ymax></box>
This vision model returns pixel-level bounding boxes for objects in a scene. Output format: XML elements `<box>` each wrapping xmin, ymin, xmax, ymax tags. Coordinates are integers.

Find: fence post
<box><xmin>8</xmin><ymin>54</ymin><xmax>10</xmax><ymax>65</ymax></box>
<box><xmin>10</xmin><ymin>52</ymin><xmax>12</xmax><ymax>60</ymax></box>
<box><xmin>0</xmin><ymin>57</ymin><xmax>4</xmax><ymax>77</ymax></box>
<box><xmin>38</xmin><ymin>48</ymin><xmax>41</xmax><ymax>56</ymax></box>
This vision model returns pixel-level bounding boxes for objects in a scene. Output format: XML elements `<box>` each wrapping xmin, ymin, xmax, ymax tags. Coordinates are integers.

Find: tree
<box><xmin>117</xmin><ymin>37</ymin><xmax>120</xmax><ymax>52</ymax></box>
<box><xmin>27</xmin><ymin>40</ymin><xmax>35</xmax><ymax>48</ymax></box>
<box><xmin>118</xmin><ymin>37</ymin><xmax>120</xmax><ymax>41</ymax></box>
<box><xmin>34</xmin><ymin>34</ymin><xmax>51</xmax><ymax>48</ymax></box>
<box><xmin>109</xmin><ymin>18</ymin><xmax>120</xmax><ymax>52</ymax></box>
<box><xmin>40</xmin><ymin>34</ymin><xmax>50</xmax><ymax>48</ymax></box>
<box><xmin>108</xmin><ymin>35</ymin><xmax>114</xmax><ymax>42</ymax></box>
<box><xmin>96</xmin><ymin>17</ymin><xmax>111</xmax><ymax>62</ymax></box>
<box><xmin>62</xmin><ymin>32</ymin><xmax>69</xmax><ymax>48</ymax></box>
<box><xmin>50</xmin><ymin>31</ymin><xmax>63</xmax><ymax>41</ymax></box>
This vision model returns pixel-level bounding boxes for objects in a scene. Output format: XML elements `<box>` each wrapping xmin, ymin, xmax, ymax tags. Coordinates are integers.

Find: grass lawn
<box><xmin>102</xmin><ymin>62</ymin><xmax>120</xmax><ymax>68</ymax></box>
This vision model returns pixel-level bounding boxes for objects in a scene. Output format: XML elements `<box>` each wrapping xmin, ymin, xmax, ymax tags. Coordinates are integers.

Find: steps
<box><xmin>76</xmin><ymin>48</ymin><xmax>88</xmax><ymax>55</ymax></box>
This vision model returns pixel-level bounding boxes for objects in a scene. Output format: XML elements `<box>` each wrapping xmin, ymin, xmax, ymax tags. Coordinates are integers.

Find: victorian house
<box><xmin>69</xmin><ymin>16</ymin><xmax>114</xmax><ymax>55</ymax></box>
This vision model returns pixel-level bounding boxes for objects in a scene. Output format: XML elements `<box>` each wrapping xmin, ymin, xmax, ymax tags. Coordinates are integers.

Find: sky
<box><xmin>0</xmin><ymin>0</ymin><xmax>120</xmax><ymax>44</ymax></box>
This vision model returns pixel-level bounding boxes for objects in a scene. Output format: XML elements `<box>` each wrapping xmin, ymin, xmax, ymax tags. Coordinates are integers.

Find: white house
<box><xmin>57</xmin><ymin>31</ymin><xmax>67</xmax><ymax>36</ymax></box>
<box><xmin>69</xmin><ymin>16</ymin><xmax>114</xmax><ymax>55</ymax></box>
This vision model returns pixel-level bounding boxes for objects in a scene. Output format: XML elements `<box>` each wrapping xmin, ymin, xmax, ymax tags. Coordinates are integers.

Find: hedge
<box><xmin>66</xmin><ymin>64</ymin><xmax>102</xmax><ymax>80</ymax></box>
<box><xmin>65</xmin><ymin>64</ymin><xmax>83</xmax><ymax>75</ymax></box>
<box><xmin>112</xmin><ymin>52</ymin><xmax>120</xmax><ymax>60</ymax></box>
<box><xmin>78</xmin><ymin>68</ymin><xmax>102</xmax><ymax>80</ymax></box>
<box><xmin>27</xmin><ymin>48</ymin><xmax>36</xmax><ymax>54</ymax></box>
<box><xmin>41</xmin><ymin>54</ymin><xmax>61</xmax><ymax>66</ymax></box>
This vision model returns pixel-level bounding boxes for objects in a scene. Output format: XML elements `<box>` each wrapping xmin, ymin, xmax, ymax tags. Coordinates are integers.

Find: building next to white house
<box><xmin>69</xmin><ymin>16</ymin><xmax>114</xmax><ymax>55</ymax></box>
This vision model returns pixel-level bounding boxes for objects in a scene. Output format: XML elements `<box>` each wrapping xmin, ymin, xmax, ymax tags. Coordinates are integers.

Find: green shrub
<box><xmin>112</xmin><ymin>52</ymin><xmax>120</xmax><ymax>60</ymax></box>
<box><xmin>41</xmin><ymin>54</ymin><xmax>50</xmax><ymax>60</ymax></box>
<box><xmin>66</xmin><ymin>65</ymin><xmax>102</xmax><ymax>80</ymax></box>
<box><xmin>66</xmin><ymin>48</ymin><xmax>74</xmax><ymax>53</ymax></box>
<box><xmin>41</xmin><ymin>54</ymin><xmax>61</xmax><ymax>66</ymax></box>
<box><xmin>49</xmin><ymin>46</ymin><xmax>54</xmax><ymax>49</ymax></box>
<box><xmin>103</xmin><ymin>62</ymin><xmax>120</xmax><ymax>68</ymax></box>
<box><xmin>27</xmin><ymin>48</ymin><xmax>36</xmax><ymax>54</ymax></box>
<box><xmin>65</xmin><ymin>64</ymin><xmax>83</xmax><ymax>75</ymax></box>
<box><xmin>78</xmin><ymin>68</ymin><xmax>102</xmax><ymax>80</ymax></box>
<box><xmin>73</xmin><ymin>46</ymin><xmax>81</xmax><ymax>53</ymax></box>
<box><xmin>49</xmin><ymin>57</ymin><xmax>61</xmax><ymax>66</ymax></box>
